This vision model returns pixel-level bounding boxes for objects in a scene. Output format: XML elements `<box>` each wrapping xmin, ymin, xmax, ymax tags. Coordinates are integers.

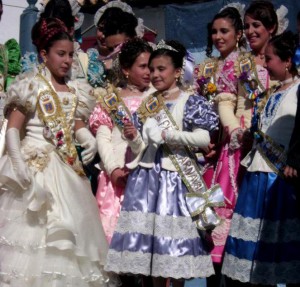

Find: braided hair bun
<box><xmin>32</xmin><ymin>17</ymin><xmax>72</xmax><ymax>52</ymax></box>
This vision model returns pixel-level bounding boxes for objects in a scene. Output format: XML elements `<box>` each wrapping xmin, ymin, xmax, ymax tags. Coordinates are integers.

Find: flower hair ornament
<box><xmin>276</xmin><ymin>5</ymin><xmax>289</xmax><ymax>35</ymax></box>
<box><xmin>219</xmin><ymin>2</ymin><xmax>245</xmax><ymax>19</ymax></box>
<box><xmin>155</xmin><ymin>40</ymin><xmax>178</xmax><ymax>52</ymax></box>
<box><xmin>94</xmin><ymin>0</ymin><xmax>144</xmax><ymax>38</ymax></box>
<box><xmin>33</xmin><ymin>18</ymin><xmax>69</xmax><ymax>51</ymax></box>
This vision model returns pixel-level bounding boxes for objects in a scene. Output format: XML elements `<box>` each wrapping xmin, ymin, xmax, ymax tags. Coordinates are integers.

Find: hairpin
<box><xmin>155</xmin><ymin>40</ymin><xmax>178</xmax><ymax>52</ymax></box>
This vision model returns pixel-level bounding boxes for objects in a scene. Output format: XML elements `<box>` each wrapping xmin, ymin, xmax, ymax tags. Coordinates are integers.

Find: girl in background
<box><xmin>222</xmin><ymin>31</ymin><xmax>300</xmax><ymax>287</ymax></box>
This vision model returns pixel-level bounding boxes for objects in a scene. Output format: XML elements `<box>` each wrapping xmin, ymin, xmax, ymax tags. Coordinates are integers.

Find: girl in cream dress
<box><xmin>0</xmin><ymin>18</ymin><xmax>117</xmax><ymax>287</ymax></box>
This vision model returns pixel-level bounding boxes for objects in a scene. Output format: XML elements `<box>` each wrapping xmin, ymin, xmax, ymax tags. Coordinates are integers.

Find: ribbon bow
<box><xmin>185</xmin><ymin>184</ymin><xmax>224</xmax><ymax>230</ymax></box>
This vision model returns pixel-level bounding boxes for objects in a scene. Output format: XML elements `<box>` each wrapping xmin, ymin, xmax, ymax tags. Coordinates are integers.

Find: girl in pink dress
<box><xmin>89</xmin><ymin>38</ymin><xmax>155</xmax><ymax>243</ymax></box>
<box><xmin>196</xmin><ymin>8</ymin><xmax>248</xmax><ymax>271</ymax></box>
<box><xmin>196</xmin><ymin>3</ymin><xmax>278</xmax><ymax>285</ymax></box>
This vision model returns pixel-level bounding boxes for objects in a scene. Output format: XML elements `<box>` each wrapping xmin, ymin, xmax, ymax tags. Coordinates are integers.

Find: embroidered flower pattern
<box><xmin>22</xmin><ymin>145</ymin><xmax>50</xmax><ymax>172</ymax></box>
<box><xmin>195</xmin><ymin>75</ymin><xmax>217</xmax><ymax>102</ymax></box>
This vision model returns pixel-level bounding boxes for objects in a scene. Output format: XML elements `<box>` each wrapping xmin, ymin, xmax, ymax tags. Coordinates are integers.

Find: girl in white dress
<box><xmin>0</xmin><ymin>17</ymin><xmax>117</xmax><ymax>287</ymax></box>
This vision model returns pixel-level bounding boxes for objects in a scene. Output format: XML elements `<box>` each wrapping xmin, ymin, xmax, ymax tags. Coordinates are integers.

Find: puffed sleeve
<box><xmin>183</xmin><ymin>94</ymin><xmax>219</xmax><ymax>132</ymax></box>
<box><xmin>86</xmin><ymin>48</ymin><xmax>107</xmax><ymax>88</ymax></box>
<box><xmin>89</xmin><ymin>103</ymin><xmax>113</xmax><ymax>135</ymax></box>
<box><xmin>214</xmin><ymin>92</ymin><xmax>240</xmax><ymax>134</ymax></box>
<box><xmin>74</xmin><ymin>80</ymin><xmax>97</xmax><ymax>122</ymax></box>
<box><xmin>0</xmin><ymin>39</ymin><xmax>21</xmax><ymax>90</ymax></box>
<box><xmin>4</xmin><ymin>70</ymin><xmax>38</xmax><ymax>115</ymax></box>
<box><xmin>163</xmin><ymin>95</ymin><xmax>219</xmax><ymax>149</ymax></box>
<box><xmin>5</xmin><ymin>39</ymin><xmax>21</xmax><ymax>87</ymax></box>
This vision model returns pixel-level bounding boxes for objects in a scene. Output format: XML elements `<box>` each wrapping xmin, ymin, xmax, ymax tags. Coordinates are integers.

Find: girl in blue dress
<box><xmin>105</xmin><ymin>40</ymin><xmax>221</xmax><ymax>287</ymax></box>
<box><xmin>222</xmin><ymin>31</ymin><xmax>300</xmax><ymax>286</ymax></box>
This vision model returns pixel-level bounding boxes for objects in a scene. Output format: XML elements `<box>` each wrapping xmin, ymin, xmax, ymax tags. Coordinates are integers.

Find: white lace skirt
<box><xmin>0</xmin><ymin>144</ymin><xmax>117</xmax><ymax>287</ymax></box>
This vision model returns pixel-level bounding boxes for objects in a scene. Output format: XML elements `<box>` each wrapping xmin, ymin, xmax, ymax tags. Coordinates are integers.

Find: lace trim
<box><xmin>115</xmin><ymin>210</ymin><xmax>199</xmax><ymax>239</ymax></box>
<box><xmin>212</xmin><ymin>217</ymin><xmax>231</xmax><ymax>246</ymax></box>
<box><xmin>229</xmin><ymin>213</ymin><xmax>300</xmax><ymax>242</ymax></box>
<box><xmin>228</xmin><ymin>149</ymin><xmax>238</xmax><ymax>201</ymax></box>
<box><xmin>106</xmin><ymin>249</ymin><xmax>214</xmax><ymax>279</ymax></box>
<box><xmin>222</xmin><ymin>253</ymin><xmax>300</xmax><ymax>284</ymax></box>
<box><xmin>0</xmin><ymin>236</ymin><xmax>46</xmax><ymax>251</ymax></box>
<box><xmin>0</xmin><ymin>269</ymin><xmax>109</xmax><ymax>285</ymax></box>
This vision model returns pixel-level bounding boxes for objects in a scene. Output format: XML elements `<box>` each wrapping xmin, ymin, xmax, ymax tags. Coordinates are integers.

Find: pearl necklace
<box><xmin>162</xmin><ymin>86</ymin><xmax>180</xmax><ymax>99</ymax></box>
<box><xmin>127</xmin><ymin>84</ymin><xmax>141</xmax><ymax>93</ymax></box>
<box><xmin>279</xmin><ymin>77</ymin><xmax>298</xmax><ymax>87</ymax></box>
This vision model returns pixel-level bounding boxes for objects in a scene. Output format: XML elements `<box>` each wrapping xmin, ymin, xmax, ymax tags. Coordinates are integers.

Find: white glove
<box><xmin>6</xmin><ymin>128</ymin><xmax>31</xmax><ymax>188</ymax></box>
<box><xmin>142</xmin><ymin>117</ymin><xmax>164</xmax><ymax>145</ymax></box>
<box><xmin>75</xmin><ymin>127</ymin><xmax>97</xmax><ymax>165</ymax></box>
<box><xmin>163</xmin><ymin>128</ymin><xmax>210</xmax><ymax>150</ymax></box>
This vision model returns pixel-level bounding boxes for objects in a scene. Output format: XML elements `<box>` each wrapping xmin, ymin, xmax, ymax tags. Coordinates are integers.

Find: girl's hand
<box><xmin>111</xmin><ymin>168</ymin><xmax>129</xmax><ymax>187</ymax></box>
<box><xmin>204</xmin><ymin>143</ymin><xmax>217</xmax><ymax>159</ymax></box>
<box><xmin>284</xmin><ymin>165</ymin><xmax>298</xmax><ymax>178</ymax></box>
<box><xmin>123</xmin><ymin>122</ymin><xmax>137</xmax><ymax>141</ymax></box>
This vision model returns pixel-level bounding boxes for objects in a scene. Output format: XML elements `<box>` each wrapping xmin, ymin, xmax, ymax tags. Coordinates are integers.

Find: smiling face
<box><xmin>41</xmin><ymin>39</ymin><xmax>74</xmax><ymax>80</ymax></box>
<box><xmin>105</xmin><ymin>33</ymin><xmax>129</xmax><ymax>53</ymax></box>
<box><xmin>264</xmin><ymin>44</ymin><xmax>290</xmax><ymax>81</ymax></box>
<box><xmin>149</xmin><ymin>55</ymin><xmax>181</xmax><ymax>92</ymax></box>
<box><xmin>211</xmin><ymin>17</ymin><xmax>241</xmax><ymax>58</ymax></box>
<box><xmin>123</xmin><ymin>52</ymin><xmax>151</xmax><ymax>90</ymax></box>
<box><xmin>244</xmin><ymin>15</ymin><xmax>275</xmax><ymax>54</ymax></box>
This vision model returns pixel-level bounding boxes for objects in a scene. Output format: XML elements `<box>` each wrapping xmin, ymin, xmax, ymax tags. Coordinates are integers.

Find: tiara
<box><xmin>155</xmin><ymin>40</ymin><xmax>178</xmax><ymax>52</ymax></box>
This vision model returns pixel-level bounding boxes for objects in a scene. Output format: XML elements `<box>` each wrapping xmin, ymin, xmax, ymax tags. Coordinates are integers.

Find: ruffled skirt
<box><xmin>0</xmin><ymin>144</ymin><xmax>117</xmax><ymax>287</ymax></box>
<box><xmin>105</xmin><ymin>151</ymin><xmax>214</xmax><ymax>279</ymax></box>
<box><xmin>222</xmin><ymin>171</ymin><xmax>300</xmax><ymax>285</ymax></box>
<box><xmin>210</xmin><ymin>141</ymin><xmax>245</xmax><ymax>263</ymax></box>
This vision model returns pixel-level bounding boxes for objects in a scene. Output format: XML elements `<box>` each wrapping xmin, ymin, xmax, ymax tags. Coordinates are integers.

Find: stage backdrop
<box><xmin>165</xmin><ymin>0</ymin><xmax>300</xmax><ymax>64</ymax></box>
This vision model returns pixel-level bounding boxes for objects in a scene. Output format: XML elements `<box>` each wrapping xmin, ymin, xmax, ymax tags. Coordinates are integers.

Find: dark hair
<box><xmin>149</xmin><ymin>40</ymin><xmax>186</xmax><ymax>69</ymax></box>
<box><xmin>206</xmin><ymin>7</ymin><xmax>245</xmax><ymax>57</ymax></box>
<box><xmin>119</xmin><ymin>37</ymin><xmax>153</xmax><ymax>69</ymax></box>
<box><xmin>268</xmin><ymin>31</ymin><xmax>299</xmax><ymax>76</ymax></box>
<box><xmin>97</xmin><ymin>7</ymin><xmax>123</xmax><ymax>30</ymax></box>
<box><xmin>40</xmin><ymin>0</ymin><xmax>74</xmax><ymax>31</ymax></box>
<box><xmin>297</xmin><ymin>11</ymin><xmax>300</xmax><ymax>22</ymax></box>
<box><xmin>245</xmin><ymin>0</ymin><xmax>278</xmax><ymax>36</ymax></box>
<box><xmin>102</xmin><ymin>11</ymin><xmax>138</xmax><ymax>38</ymax></box>
<box><xmin>32</xmin><ymin>17</ymin><xmax>73</xmax><ymax>52</ymax></box>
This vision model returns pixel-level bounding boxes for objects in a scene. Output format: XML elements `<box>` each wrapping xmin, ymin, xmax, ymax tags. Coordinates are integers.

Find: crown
<box><xmin>155</xmin><ymin>40</ymin><xmax>178</xmax><ymax>52</ymax></box>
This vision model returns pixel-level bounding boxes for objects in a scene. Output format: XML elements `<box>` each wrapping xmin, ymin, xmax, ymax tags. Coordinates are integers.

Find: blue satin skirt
<box><xmin>105</xmin><ymin>149</ymin><xmax>214</xmax><ymax>279</ymax></box>
<box><xmin>222</xmin><ymin>171</ymin><xmax>300</xmax><ymax>285</ymax></box>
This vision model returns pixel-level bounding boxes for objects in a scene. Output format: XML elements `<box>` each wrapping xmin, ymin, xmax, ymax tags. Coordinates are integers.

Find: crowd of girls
<box><xmin>0</xmin><ymin>0</ymin><xmax>299</xmax><ymax>287</ymax></box>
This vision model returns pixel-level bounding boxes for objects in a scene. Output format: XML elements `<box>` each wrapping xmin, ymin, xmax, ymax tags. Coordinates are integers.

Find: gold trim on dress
<box><xmin>35</xmin><ymin>72</ymin><xmax>85</xmax><ymax>176</ymax></box>
<box><xmin>97</xmin><ymin>83</ymin><xmax>133</xmax><ymax>133</ymax></box>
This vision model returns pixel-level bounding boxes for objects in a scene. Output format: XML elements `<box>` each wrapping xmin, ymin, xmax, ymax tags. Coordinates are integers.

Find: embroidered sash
<box><xmin>97</xmin><ymin>84</ymin><xmax>132</xmax><ymax>133</ymax></box>
<box><xmin>235</xmin><ymin>52</ymin><xmax>265</xmax><ymax>100</ymax></box>
<box><xmin>255</xmin><ymin>130</ymin><xmax>287</xmax><ymax>176</ymax></box>
<box><xmin>138</xmin><ymin>92</ymin><xmax>224</xmax><ymax>230</ymax></box>
<box><xmin>35</xmin><ymin>72</ymin><xmax>85</xmax><ymax>176</ymax></box>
